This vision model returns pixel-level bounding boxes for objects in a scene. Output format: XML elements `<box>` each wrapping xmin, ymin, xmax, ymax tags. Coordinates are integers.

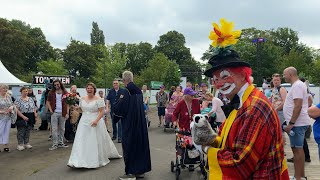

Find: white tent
<box><xmin>0</xmin><ymin>61</ymin><xmax>29</xmax><ymax>85</ymax></box>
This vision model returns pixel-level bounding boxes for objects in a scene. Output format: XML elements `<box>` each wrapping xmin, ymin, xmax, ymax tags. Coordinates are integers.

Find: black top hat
<box><xmin>204</xmin><ymin>49</ymin><xmax>250</xmax><ymax>77</ymax></box>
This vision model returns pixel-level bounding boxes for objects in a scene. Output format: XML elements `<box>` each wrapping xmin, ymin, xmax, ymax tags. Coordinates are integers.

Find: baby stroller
<box><xmin>170</xmin><ymin>129</ymin><xmax>207</xmax><ymax>180</ymax></box>
<box><xmin>164</xmin><ymin>103</ymin><xmax>175</xmax><ymax>132</ymax></box>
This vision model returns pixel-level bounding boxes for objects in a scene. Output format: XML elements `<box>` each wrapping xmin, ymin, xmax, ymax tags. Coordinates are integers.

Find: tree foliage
<box><xmin>2</xmin><ymin>17</ymin><xmax>320</xmax><ymax>87</ymax></box>
<box><xmin>112</xmin><ymin>42</ymin><xmax>156</xmax><ymax>75</ymax></box>
<box><xmin>0</xmin><ymin>18</ymin><xmax>55</xmax><ymax>77</ymax></box>
<box><xmin>202</xmin><ymin>27</ymin><xmax>319</xmax><ymax>86</ymax></box>
<box><xmin>90</xmin><ymin>21</ymin><xmax>105</xmax><ymax>46</ymax></box>
<box><xmin>155</xmin><ymin>31</ymin><xmax>192</xmax><ymax>65</ymax></box>
<box><xmin>92</xmin><ymin>46</ymin><xmax>127</xmax><ymax>88</ymax></box>
<box><xmin>136</xmin><ymin>53</ymin><xmax>181</xmax><ymax>88</ymax></box>
<box><xmin>63</xmin><ymin>40</ymin><xmax>98</xmax><ymax>81</ymax></box>
<box><xmin>37</xmin><ymin>59</ymin><xmax>68</xmax><ymax>75</ymax></box>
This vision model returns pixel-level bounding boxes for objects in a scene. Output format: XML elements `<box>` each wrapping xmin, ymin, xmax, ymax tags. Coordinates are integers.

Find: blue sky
<box><xmin>1</xmin><ymin>0</ymin><xmax>319</xmax><ymax>60</ymax></box>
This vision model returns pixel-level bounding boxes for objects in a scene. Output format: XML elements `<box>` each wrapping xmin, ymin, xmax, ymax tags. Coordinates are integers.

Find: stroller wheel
<box><xmin>188</xmin><ymin>165</ymin><xmax>194</xmax><ymax>172</ymax></box>
<box><xmin>171</xmin><ymin>161</ymin><xmax>175</xmax><ymax>172</ymax></box>
<box><xmin>175</xmin><ymin>168</ymin><xmax>180</xmax><ymax>180</ymax></box>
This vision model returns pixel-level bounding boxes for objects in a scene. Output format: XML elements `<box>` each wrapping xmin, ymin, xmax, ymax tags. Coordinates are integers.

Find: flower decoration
<box><xmin>209</xmin><ymin>18</ymin><xmax>241</xmax><ymax>48</ymax></box>
<box><xmin>65</xmin><ymin>93</ymin><xmax>78</xmax><ymax>105</ymax></box>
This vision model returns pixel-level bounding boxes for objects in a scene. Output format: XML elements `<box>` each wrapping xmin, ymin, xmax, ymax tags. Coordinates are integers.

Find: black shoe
<box><xmin>305</xmin><ymin>158</ymin><xmax>311</xmax><ymax>162</ymax></box>
<box><xmin>118</xmin><ymin>139</ymin><xmax>122</xmax><ymax>143</ymax></box>
<box><xmin>135</xmin><ymin>174</ymin><xmax>145</xmax><ymax>178</ymax></box>
<box><xmin>287</xmin><ymin>157</ymin><xmax>294</xmax><ymax>163</ymax></box>
<box><xmin>112</xmin><ymin>137</ymin><xmax>116</xmax><ymax>140</ymax></box>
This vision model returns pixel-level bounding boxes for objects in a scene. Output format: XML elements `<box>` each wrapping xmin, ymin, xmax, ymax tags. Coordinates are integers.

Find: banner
<box><xmin>32</xmin><ymin>75</ymin><xmax>71</xmax><ymax>85</ymax></box>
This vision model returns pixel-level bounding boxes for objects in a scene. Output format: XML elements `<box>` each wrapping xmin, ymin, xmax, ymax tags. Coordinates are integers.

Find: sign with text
<box><xmin>32</xmin><ymin>75</ymin><xmax>71</xmax><ymax>85</ymax></box>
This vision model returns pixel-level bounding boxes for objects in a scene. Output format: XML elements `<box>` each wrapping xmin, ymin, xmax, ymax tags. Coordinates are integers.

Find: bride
<box><xmin>67</xmin><ymin>82</ymin><xmax>121</xmax><ymax>168</ymax></box>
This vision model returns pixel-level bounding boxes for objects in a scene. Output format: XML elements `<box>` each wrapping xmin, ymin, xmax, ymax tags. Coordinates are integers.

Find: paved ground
<box><xmin>0</xmin><ymin>106</ymin><xmax>319</xmax><ymax>180</ymax></box>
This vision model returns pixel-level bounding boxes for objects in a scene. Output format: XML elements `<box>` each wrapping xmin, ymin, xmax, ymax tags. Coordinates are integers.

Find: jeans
<box><xmin>51</xmin><ymin>112</ymin><xmax>66</xmax><ymax>146</ymax></box>
<box><xmin>111</xmin><ymin>112</ymin><xmax>122</xmax><ymax>140</ymax></box>
<box><xmin>289</xmin><ymin>126</ymin><xmax>308</xmax><ymax>148</ymax></box>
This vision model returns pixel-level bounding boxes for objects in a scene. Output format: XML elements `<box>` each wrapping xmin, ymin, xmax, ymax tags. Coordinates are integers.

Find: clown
<box><xmin>201</xmin><ymin>18</ymin><xmax>289</xmax><ymax>180</ymax></box>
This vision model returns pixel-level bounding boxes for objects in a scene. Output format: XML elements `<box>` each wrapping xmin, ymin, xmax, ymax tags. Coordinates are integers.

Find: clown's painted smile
<box><xmin>219</xmin><ymin>83</ymin><xmax>236</xmax><ymax>95</ymax></box>
<box><xmin>213</xmin><ymin>69</ymin><xmax>236</xmax><ymax>95</ymax></box>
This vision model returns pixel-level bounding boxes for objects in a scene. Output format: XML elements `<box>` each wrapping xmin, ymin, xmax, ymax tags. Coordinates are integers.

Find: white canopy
<box><xmin>0</xmin><ymin>61</ymin><xmax>30</xmax><ymax>85</ymax></box>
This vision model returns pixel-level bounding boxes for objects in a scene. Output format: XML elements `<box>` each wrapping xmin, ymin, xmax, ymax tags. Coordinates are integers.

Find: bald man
<box><xmin>283</xmin><ymin>67</ymin><xmax>310</xmax><ymax>180</ymax></box>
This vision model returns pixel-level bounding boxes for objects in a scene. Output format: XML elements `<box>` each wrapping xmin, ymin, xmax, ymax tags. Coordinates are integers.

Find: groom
<box><xmin>113</xmin><ymin>71</ymin><xmax>151</xmax><ymax>180</ymax></box>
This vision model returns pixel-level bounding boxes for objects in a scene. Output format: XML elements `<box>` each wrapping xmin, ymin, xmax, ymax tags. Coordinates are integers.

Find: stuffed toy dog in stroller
<box><xmin>191</xmin><ymin>114</ymin><xmax>217</xmax><ymax>146</ymax></box>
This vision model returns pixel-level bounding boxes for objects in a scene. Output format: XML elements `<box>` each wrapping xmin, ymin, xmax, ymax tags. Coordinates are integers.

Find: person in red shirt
<box><xmin>172</xmin><ymin>87</ymin><xmax>200</xmax><ymax>131</ymax></box>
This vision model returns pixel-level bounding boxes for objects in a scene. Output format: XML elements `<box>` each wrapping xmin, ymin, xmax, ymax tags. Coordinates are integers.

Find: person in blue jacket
<box><xmin>307</xmin><ymin>103</ymin><xmax>320</xmax><ymax>160</ymax></box>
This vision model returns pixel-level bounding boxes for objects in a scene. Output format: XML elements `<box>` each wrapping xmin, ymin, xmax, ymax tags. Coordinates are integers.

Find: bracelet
<box><xmin>289</xmin><ymin>121</ymin><xmax>295</xmax><ymax>125</ymax></box>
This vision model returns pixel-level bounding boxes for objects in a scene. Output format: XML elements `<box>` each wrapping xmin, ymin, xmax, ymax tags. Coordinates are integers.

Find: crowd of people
<box><xmin>0</xmin><ymin>70</ymin><xmax>152</xmax><ymax>180</ymax></box>
<box><xmin>0</xmin><ymin>71</ymin><xmax>319</xmax><ymax>180</ymax></box>
<box><xmin>1</xmin><ymin>68</ymin><xmax>319</xmax><ymax>180</ymax></box>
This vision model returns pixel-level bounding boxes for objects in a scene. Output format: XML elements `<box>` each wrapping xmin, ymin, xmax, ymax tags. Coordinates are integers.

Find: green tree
<box><xmin>37</xmin><ymin>59</ymin><xmax>68</xmax><ymax>75</ymax></box>
<box><xmin>164</xmin><ymin>61</ymin><xmax>181</xmax><ymax>88</ymax></box>
<box><xmin>0</xmin><ymin>18</ymin><xmax>55</xmax><ymax>77</ymax></box>
<box><xmin>125</xmin><ymin>42</ymin><xmax>155</xmax><ymax>75</ymax></box>
<box><xmin>279</xmin><ymin>48</ymin><xmax>311</xmax><ymax>77</ymax></box>
<box><xmin>0</xmin><ymin>18</ymin><xmax>32</xmax><ymax>75</ymax></box>
<box><xmin>90</xmin><ymin>22</ymin><xmax>105</xmax><ymax>46</ymax></box>
<box><xmin>179</xmin><ymin>58</ymin><xmax>203</xmax><ymax>83</ymax></box>
<box><xmin>63</xmin><ymin>40</ymin><xmax>98</xmax><ymax>81</ymax></box>
<box><xmin>269</xmin><ymin>27</ymin><xmax>299</xmax><ymax>55</ymax></box>
<box><xmin>92</xmin><ymin>46</ymin><xmax>127</xmax><ymax>88</ymax></box>
<box><xmin>155</xmin><ymin>30</ymin><xmax>192</xmax><ymax>65</ymax></box>
<box><xmin>25</xmin><ymin>27</ymin><xmax>55</xmax><ymax>72</ymax></box>
<box><xmin>138</xmin><ymin>53</ymin><xmax>172</xmax><ymax>87</ymax></box>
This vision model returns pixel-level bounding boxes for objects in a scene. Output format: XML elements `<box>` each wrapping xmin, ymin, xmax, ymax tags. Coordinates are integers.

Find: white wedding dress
<box><xmin>67</xmin><ymin>98</ymin><xmax>121</xmax><ymax>168</ymax></box>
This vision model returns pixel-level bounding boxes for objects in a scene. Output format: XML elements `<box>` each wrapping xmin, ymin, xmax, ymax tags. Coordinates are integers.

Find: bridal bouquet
<box><xmin>65</xmin><ymin>93</ymin><xmax>78</xmax><ymax>105</ymax></box>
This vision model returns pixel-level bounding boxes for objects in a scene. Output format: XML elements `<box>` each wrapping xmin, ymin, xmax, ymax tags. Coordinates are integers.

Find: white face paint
<box><xmin>214</xmin><ymin>70</ymin><xmax>236</xmax><ymax>95</ymax></box>
<box><xmin>219</xmin><ymin>83</ymin><xmax>236</xmax><ymax>95</ymax></box>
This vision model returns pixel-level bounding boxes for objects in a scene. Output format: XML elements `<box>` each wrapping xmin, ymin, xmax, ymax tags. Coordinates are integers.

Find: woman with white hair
<box><xmin>0</xmin><ymin>83</ymin><xmax>15</xmax><ymax>152</ymax></box>
<box><xmin>114</xmin><ymin>71</ymin><xmax>151</xmax><ymax>179</ymax></box>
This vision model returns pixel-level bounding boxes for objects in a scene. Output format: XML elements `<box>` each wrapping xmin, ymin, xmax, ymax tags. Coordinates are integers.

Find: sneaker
<box><xmin>48</xmin><ymin>135</ymin><xmax>52</xmax><ymax>141</ymax></box>
<box><xmin>49</xmin><ymin>145</ymin><xmax>58</xmax><ymax>151</ymax></box>
<box><xmin>118</xmin><ymin>139</ymin><xmax>122</xmax><ymax>143</ymax></box>
<box><xmin>119</xmin><ymin>174</ymin><xmax>136</xmax><ymax>180</ymax></box>
<box><xmin>58</xmin><ymin>144</ymin><xmax>69</xmax><ymax>148</ymax></box>
<box><xmin>289</xmin><ymin>176</ymin><xmax>296</xmax><ymax>180</ymax></box>
<box><xmin>25</xmin><ymin>144</ymin><xmax>32</xmax><ymax>149</ymax></box>
<box><xmin>290</xmin><ymin>176</ymin><xmax>307</xmax><ymax>180</ymax></box>
<box><xmin>17</xmin><ymin>145</ymin><xmax>25</xmax><ymax>151</ymax></box>
<box><xmin>112</xmin><ymin>137</ymin><xmax>117</xmax><ymax>141</ymax></box>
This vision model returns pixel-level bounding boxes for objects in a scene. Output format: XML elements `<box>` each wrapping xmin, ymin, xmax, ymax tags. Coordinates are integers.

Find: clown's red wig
<box><xmin>227</xmin><ymin>66</ymin><xmax>252</xmax><ymax>84</ymax></box>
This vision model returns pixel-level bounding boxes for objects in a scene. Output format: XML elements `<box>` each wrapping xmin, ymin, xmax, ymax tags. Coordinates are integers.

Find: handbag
<box><xmin>4</xmin><ymin>95</ymin><xmax>17</xmax><ymax>124</ymax></box>
<box><xmin>15</xmin><ymin>119</ymin><xmax>28</xmax><ymax>127</ymax></box>
<box><xmin>70</xmin><ymin>106</ymin><xmax>81</xmax><ymax>124</ymax></box>
<box><xmin>9</xmin><ymin>106</ymin><xmax>17</xmax><ymax>124</ymax></box>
